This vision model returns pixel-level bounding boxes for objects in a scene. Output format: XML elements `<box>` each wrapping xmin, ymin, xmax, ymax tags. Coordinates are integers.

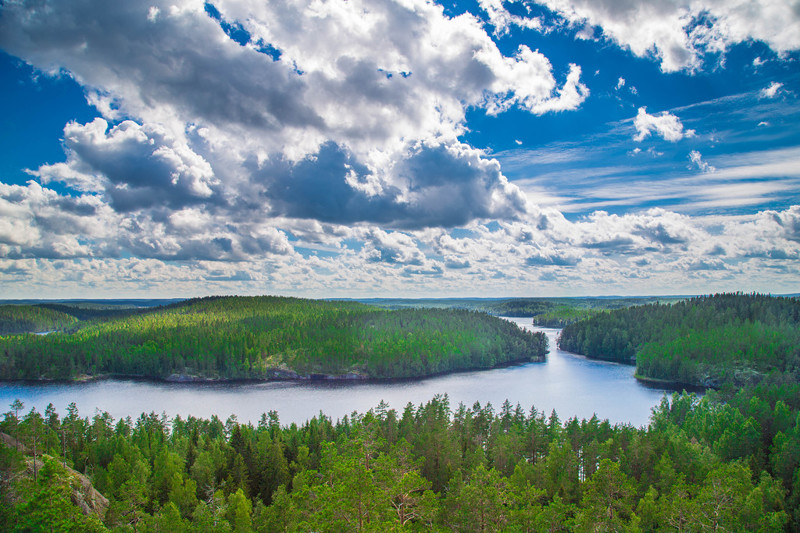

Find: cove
<box><xmin>0</xmin><ymin>319</ymin><xmax>676</xmax><ymax>427</ymax></box>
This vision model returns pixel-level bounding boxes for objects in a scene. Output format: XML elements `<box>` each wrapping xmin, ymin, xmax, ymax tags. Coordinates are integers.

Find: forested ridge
<box><xmin>0</xmin><ymin>305</ymin><xmax>79</xmax><ymax>335</ymax></box>
<box><xmin>361</xmin><ymin>296</ymin><xmax>678</xmax><ymax>326</ymax></box>
<box><xmin>2</xmin><ymin>381</ymin><xmax>799</xmax><ymax>531</ymax></box>
<box><xmin>558</xmin><ymin>293</ymin><xmax>800</xmax><ymax>387</ymax></box>
<box><xmin>0</xmin><ymin>296</ymin><xmax>546</xmax><ymax>381</ymax></box>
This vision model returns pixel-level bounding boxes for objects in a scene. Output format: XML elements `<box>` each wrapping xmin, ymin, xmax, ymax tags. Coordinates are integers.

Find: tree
<box><xmin>573</xmin><ymin>459</ymin><xmax>637</xmax><ymax>532</ymax></box>
<box><xmin>543</xmin><ymin>440</ymin><xmax>579</xmax><ymax>502</ymax></box>
<box><xmin>252</xmin><ymin>485</ymin><xmax>297</xmax><ymax>533</ymax></box>
<box><xmin>11</xmin><ymin>457</ymin><xmax>107</xmax><ymax>533</ymax></box>
<box><xmin>142</xmin><ymin>502</ymin><xmax>187</xmax><ymax>532</ymax></box>
<box><xmin>444</xmin><ymin>464</ymin><xmax>509</xmax><ymax>532</ymax></box>
<box><xmin>373</xmin><ymin>440</ymin><xmax>437</xmax><ymax>528</ymax></box>
<box><xmin>190</xmin><ymin>492</ymin><xmax>232</xmax><ymax>533</ymax></box>
<box><xmin>9</xmin><ymin>400</ymin><xmax>23</xmax><ymax>450</ymax></box>
<box><xmin>225</xmin><ymin>488</ymin><xmax>253</xmax><ymax>533</ymax></box>
<box><xmin>21</xmin><ymin>408</ymin><xmax>44</xmax><ymax>482</ymax></box>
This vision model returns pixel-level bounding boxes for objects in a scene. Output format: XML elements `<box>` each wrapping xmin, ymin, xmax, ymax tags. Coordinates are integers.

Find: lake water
<box><xmin>0</xmin><ymin>319</ymin><xmax>674</xmax><ymax>427</ymax></box>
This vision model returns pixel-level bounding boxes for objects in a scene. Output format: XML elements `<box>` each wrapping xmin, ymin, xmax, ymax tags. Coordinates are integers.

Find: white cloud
<box><xmin>688</xmin><ymin>150</ymin><xmax>715</xmax><ymax>173</ymax></box>
<box><xmin>478</xmin><ymin>0</ymin><xmax>543</xmax><ymax>34</ymax></box>
<box><xmin>477</xmin><ymin>48</ymin><xmax>589</xmax><ymax>115</ymax></box>
<box><xmin>2</xmin><ymin>196</ymin><xmax>799</xmax><ymax>297</ymax></box>
<box><xmin>361</xmin><ymin>229</ymin><xmax>426</xmax><ymax>265</ymax></box>
<box><xmin>615</xmin><ymin>77</ymin><xmax>625</xmax><ymax>90</ymax></box>
<box><xmin>0</xmin><ymin>181</ymin><xmax>115</xmax><ymax>259</ymax></box>
<box><xmin>760</xmin><ymin>82</ymin><xmax>784</xmax><ymax>99</ymax></box>
<box><xmin>0</xmin><ymin>1</ymin><xmax>798</xmax><ymax>298</ymax></box>
<box><xmin>633</xmin><ymin>107</ymin><xmax>696</xmax><ymax>142</ymax></box>
<box><xmin>0</xmin><ymin>0</ymin><xmax>593</xmax><ymax>236</ymax></box>
<box><xmin>535</xmin><ymin>0</ymin><xmax>800</xmax><ymax>72</ymax></box>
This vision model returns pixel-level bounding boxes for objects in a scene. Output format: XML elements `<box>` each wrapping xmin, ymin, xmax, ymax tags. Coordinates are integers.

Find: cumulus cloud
<box><xmin>570</xmin><ymin>209</ymin><xmax>701</xmax><ymax>255</ymax></box>
<box><xmin>0</xmin><ymin>177</ymin><xmax>295</xmax><ymax>263</ymax></box>
<box><xmin>633</xmin><ymin>107</ymin><xmax>696</xmax><ymax>142</ymax></box>
<box><xmin>1</xmin><ymin>0</ymin><xmax>798</xmax><ymax>297</ymax></box>
<box><xmin>688</xmin><ymin>150</ymin><xmax>716</xmax><ymax>173</ymax></box>
<box><xmin>0</xmin><ymin>0</ymin><xmax>594</xmax><ymax>242</ymax></box>
<box><xmin>248</xmin><ymin>140</ymin><xmax>529</xmax><ymax>229</ymax></box>
<box><xmin>760</xmin><ymin>82</ymin><xmax>784</xmax><ymax>99</ymax></box>
<box><xmin>362</xmin><ymin>229</ymin><xmax>426</xmax><ymax>265</ymax></box>
<box><xmin>0</xmin><ymin>181</ymin><xmax>114</xmax><ymax>259</ymax></box>
<box><xmin>33</xmin><ymin>118</ymin><xmax>219</xmax><ymax>212</ymax></box>
<box><xmin>721</xmin><ymin>206</ymin><xmax>800</xmax><ymax>261</ymax></box>
<box><xmin>478</xmin><ymin>0</ymin><xmax>543</xmax><ymax>34</ymax></box>
<box><xmin>534</xmin><ymin>0</ymin><xmax>800</xmax><ymax>72</ymax></box>
<box><xmin>526</xmin><ymin>250</ymin><xmax>581</xmax><ymax>266</ymax></box>
<box><xmin>2</xmin><ymin>193</ymin><xmax>799</xmax><ymax>296</ymax></box>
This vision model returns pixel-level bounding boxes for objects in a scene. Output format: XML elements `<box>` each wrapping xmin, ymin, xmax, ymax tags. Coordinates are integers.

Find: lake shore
<box><xmin>0</xmin><ymin>352</ymin><xmax>547</xmax><ymax>386</ymax></box>
<box><xmin>633</xmin><ymin>373</ymin><xmax>708</xmax><ymax>392</ymax></box>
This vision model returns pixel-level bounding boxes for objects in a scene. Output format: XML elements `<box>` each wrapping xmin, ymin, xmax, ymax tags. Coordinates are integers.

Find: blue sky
<box><xmin>0</xmin><ymin>0</ymin><xmax>798</xmax><ymax>298</ymax></box>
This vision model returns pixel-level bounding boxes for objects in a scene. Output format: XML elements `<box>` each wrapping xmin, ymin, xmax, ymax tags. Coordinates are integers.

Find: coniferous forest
<box><xmin>1</xmin><ymin>292</ymin><xmax>799</xmax><ymax>530</ymax></box>
<box><xmin>0</xmin><ymin>305</ymin><xmax>79</xmax><ymax>336</ymax></box>
<box><xmin>1</xmin><ymin>384</ymin><xmax>799</xmax><ymax>532</ymax></box>
<box><xmin>558</xmin><ymin>293</ymin><xmax>800</xmax><ymax>388</ymax></box>
<box><xmin>0</xmin><ymin>296</ymin><xmax>547</xmax><ymax>380</ymax></box>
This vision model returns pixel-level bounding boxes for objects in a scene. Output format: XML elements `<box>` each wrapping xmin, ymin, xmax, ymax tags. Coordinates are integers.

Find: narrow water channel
<box><xmin>0</xmin><ymin>319</ymin><xmax>675</xmax><ymax>427</ymax></box>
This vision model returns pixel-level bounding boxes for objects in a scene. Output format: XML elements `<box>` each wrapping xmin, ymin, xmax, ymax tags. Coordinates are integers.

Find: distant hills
<box><xmin>0</xmin><ymin>296</ymin><xmax>546</xmax><ymax>381</ymax></box>
<box><xmin>559</xmin><ymin>292</ymin><xmax>800</xmax><ymax>388</ymax></box>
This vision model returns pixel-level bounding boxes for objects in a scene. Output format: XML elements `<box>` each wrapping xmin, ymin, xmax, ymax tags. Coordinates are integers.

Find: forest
<box><xmin>558</xmin><ymin>293</ymin><xmax>800</xmax><ymax>388</ymax></box>
<box><xmin>360</xmin><ymin>296</ymin><xmax>678</xmax><ymax>326</ymax></box>
<box><xmin>1</xmin><ymin>378</ymin><xmax>798</xmax><ymax>531</ymax></box>
<box><xmin>2</xmin><ymin>291</ymin><xmax>799</xmax><ymax>530</ymax></box>
<box><xmin>0</xmin><ymin>305</ymin><xmax>79</xmax><ymax>335</ymax></box>
<box><xmin>0</xmin><ymin>296</ymin><xmax>547</xmax><ymax>381</ymax></box>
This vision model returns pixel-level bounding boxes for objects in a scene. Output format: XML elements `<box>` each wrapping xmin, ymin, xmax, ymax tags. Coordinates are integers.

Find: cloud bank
<box><xmin>0</xmin><ymin>0</ymin><xmax>798</xmax><ymax>297</ymax></box>
<box><xmin>489</xmin><ymin>0</ymin><xmax>800</xmax><ymax>72</ymax></box>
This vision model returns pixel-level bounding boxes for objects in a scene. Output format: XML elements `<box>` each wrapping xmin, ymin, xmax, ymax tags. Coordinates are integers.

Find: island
<box><xmin>0</xmin><ymin>296</ymin><xmax>547</xmax><ymax>381</ymax></box>
<box><xmin>558</xmin><ymin>292</ymin><xmax>800</xmax><ymax>389</ymax></box>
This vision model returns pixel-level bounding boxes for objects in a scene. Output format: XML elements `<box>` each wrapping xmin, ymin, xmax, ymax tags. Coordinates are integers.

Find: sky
<box><xmin>0</xmin><ymin>0</ymin><xmax>799</xmax><ymax>299</ymax></box>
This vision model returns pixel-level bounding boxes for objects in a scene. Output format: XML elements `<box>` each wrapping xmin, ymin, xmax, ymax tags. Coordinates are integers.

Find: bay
<box><xmin>0</xmin><ymin>319</ymin><xmax>674</xmax><ymax>427</ymax></box>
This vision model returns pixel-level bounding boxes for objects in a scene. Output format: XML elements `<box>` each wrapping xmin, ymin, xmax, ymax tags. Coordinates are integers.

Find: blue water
<box><xmin>0</xmin><ymin>320</ymin><xmax>673</xmax><ymax>427</ymax></box>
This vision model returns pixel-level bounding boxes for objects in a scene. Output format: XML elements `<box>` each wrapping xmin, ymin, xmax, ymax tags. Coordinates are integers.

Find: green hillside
<box><xmin>558</xmin><ymin>293</ymin><xmax>800</xmax><ymax>387</ymax></box>
<box><xmin>0</xmin><ymin>305</ymin><xmax>79</xmax><ymax>335</ymax></box>
<box><xmin>0</xmin><ymin>296</ymin><xmax>546</xmax><ymax>381</ymax></box>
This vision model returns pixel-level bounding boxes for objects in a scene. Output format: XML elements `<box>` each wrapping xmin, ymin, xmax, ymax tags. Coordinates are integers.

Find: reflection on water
<box><xmin>0</xmin><ymin>319</ymin><xmax>676</xmax><ymax>427</ymax></box>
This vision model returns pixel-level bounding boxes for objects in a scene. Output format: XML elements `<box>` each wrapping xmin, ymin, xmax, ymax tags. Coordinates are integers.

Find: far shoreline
<box><xmin>633</xmin><ymin>373</ymin><xmax>708</xmax><ymax>393</ymax></box>
<box><xmin>0</xmin><ymin>352</ymin><xmax>547</xmax><ymax>387</ymax></box>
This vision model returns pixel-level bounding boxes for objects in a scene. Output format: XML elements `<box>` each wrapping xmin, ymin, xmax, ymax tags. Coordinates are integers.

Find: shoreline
<box><xmin>633</xmin><ymin>372</ymin><xmax>708</xmax><ymax>392</ymax></box>
<box><xmin>0</xmin><ymin>353</ymin><xmax>547</xmax><ymax>386</ymax></box>
<box><xmin>553</xmin><ymin>337</ymin><xmax>708</xmax><ymax>394</ymax></box>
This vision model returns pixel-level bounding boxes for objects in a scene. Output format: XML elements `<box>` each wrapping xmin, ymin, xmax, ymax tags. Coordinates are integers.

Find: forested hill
<box><xmin>359</xmin><ymin>296</ymin><xmax>679</xmax><ymax>326</ymax></box>
<box><xmin>0</xmin><ymin>296</ymin><xmax>546</xmax><ymax>381</ymax></box>
<box><xmin>2</xmin><ymin>390</ymin><xmax>797</xmax><ymax>531</ymax></box>
<box><xmin>558</xmin><ymin>293</ymin><xmax>800</xmax><ymax>387</ymax></box>
<box><xmin>0</xmin><ymin>305</ymin><xmax>78</xmax><ymax>335</ymax></box>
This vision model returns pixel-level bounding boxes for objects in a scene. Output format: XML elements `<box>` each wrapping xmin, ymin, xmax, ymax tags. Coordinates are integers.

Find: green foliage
<box><xmin>10</xmin><ymin>457</ymin><xmax>108</xmax><ymax>532</ymax></box>
<box><xmin>4</xmin><ymin>289</ymin><xmax>800</xmax><ymax>531</ymax></box>
<box><xmin>559</xmin><ymin>292</ymin><xmax>800</xmax><ymax>387</ymax></box>
<box><xmin>364</xmin><ymin>296</ymin><xmax>676</xmax><ymax>325</ymax></box>
<box><xmin>0</xmin><ymin>296</ymin><xmax>547</xmax><ymax>380</ymax></box>
<box><xmin>0</xmin><ymin>304</ymin><xmax>78</xmax><ymax>335</ymax></box>
<box><xmin>2</xmin><ymin>385</ymin><xmax>800</xmax><ymax>532</ymax></box>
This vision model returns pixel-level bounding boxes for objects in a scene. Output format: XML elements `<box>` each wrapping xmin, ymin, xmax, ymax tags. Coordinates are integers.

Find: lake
<box><xmin>0</xmin><ymin>319</ymin><xmax>675</xmax><ymax>427</ymax></box>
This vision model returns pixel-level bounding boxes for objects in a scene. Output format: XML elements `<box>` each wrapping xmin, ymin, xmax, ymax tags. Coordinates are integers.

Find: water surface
<box><xmin>0</xmin><ymin>319</ymin><xmax>672</xmax><ymax>427</ymax></box>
